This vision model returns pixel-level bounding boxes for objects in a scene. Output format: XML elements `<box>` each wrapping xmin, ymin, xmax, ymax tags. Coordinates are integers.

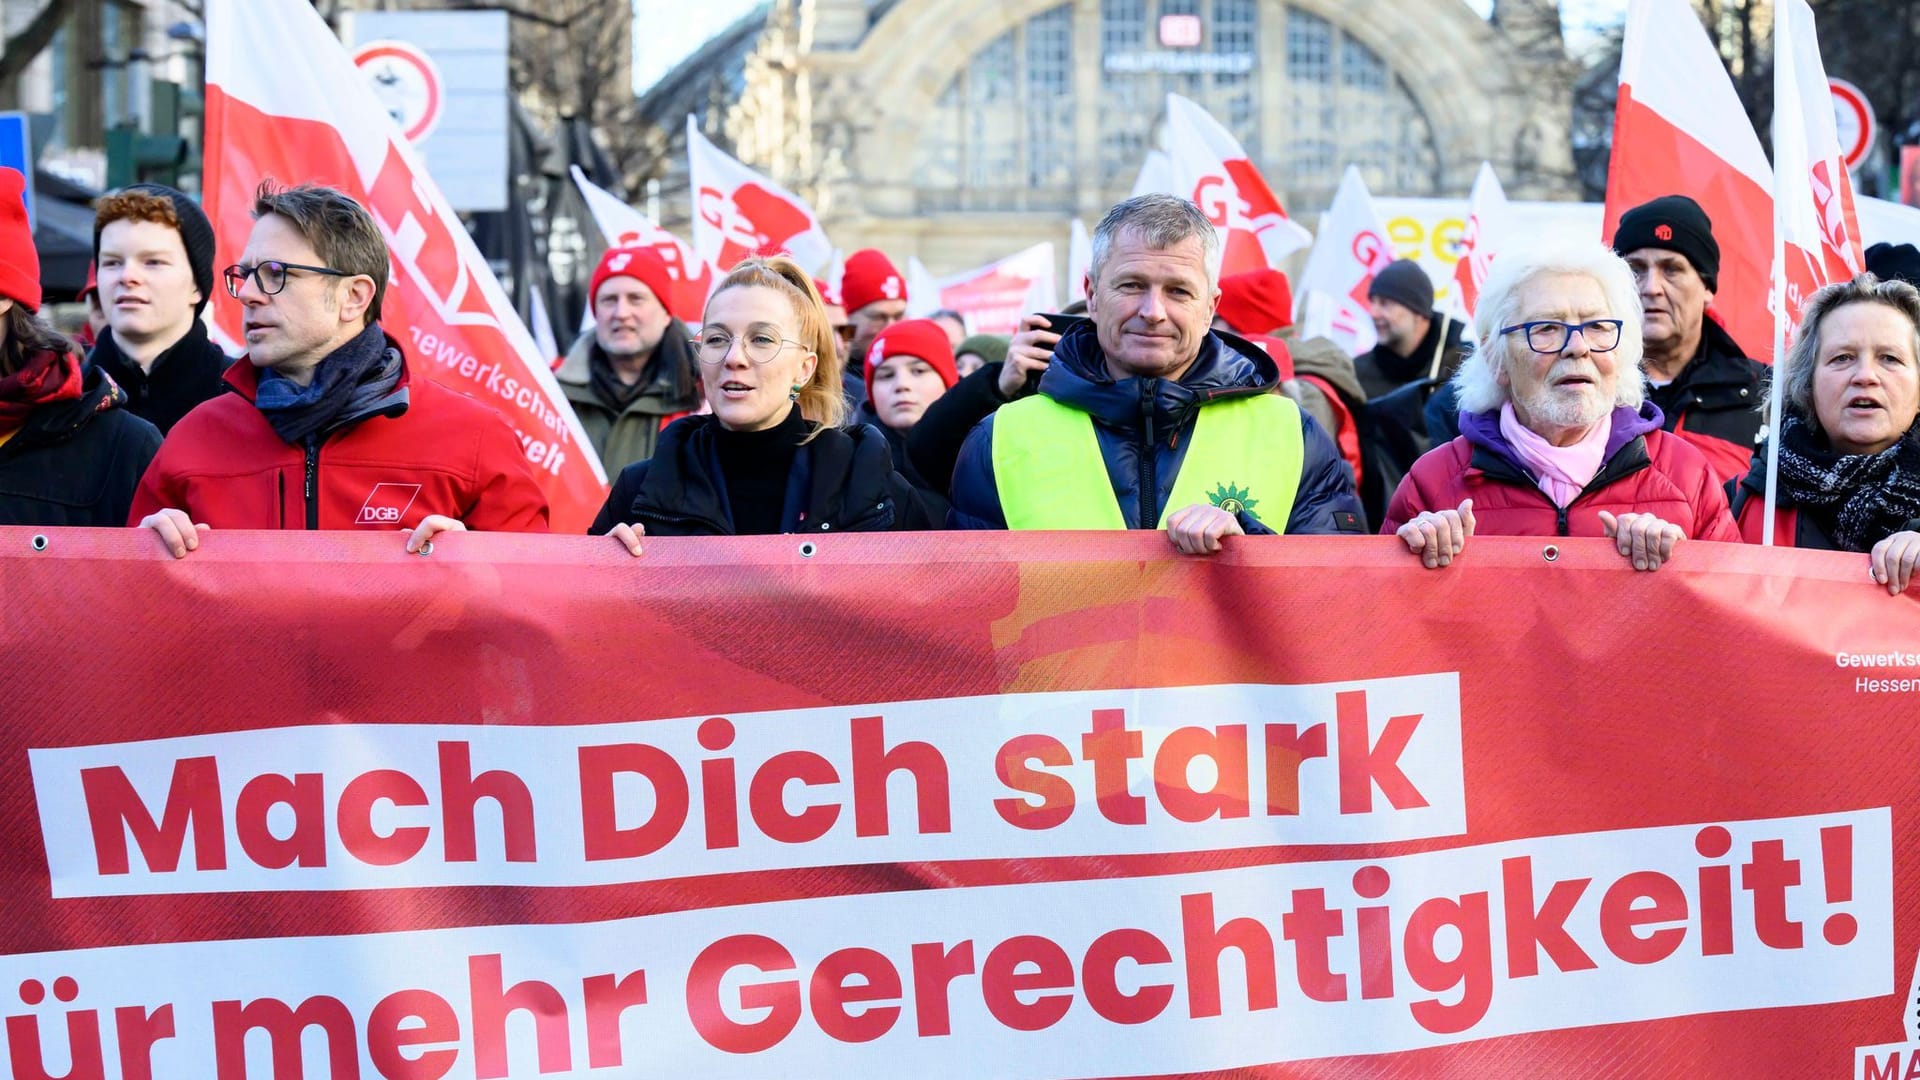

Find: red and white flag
<box><xmin>685</xmin><ymin>117</ymin><xmax>832</xmax><ymax>276</ymax></box>
<box><xmin>915</xmin><ymin>244</ymin><xmax>1058</xmax><ymax>336</ymax></box>
<box><xmin>1164</xmin><ymin>93</ymin><xmax>1312</xmax><ymax>276</ymax></box>
<box><xmin>1067</xmin><ymin>218</ymin><xmax>1092</xmax><ymax>303</ymax></box>
<box><xmin>203</xmin><ymin>0</ymin><xmax>606</xmax><ymax>530</ymax></box>
<box><xmin>1604</xmin><ymin>0</ymin><xmax>1775</xmax><ymax>360</ymax></box>
<box><xmin>570</xmin><ymin>165</ymin><xmax>714</xmax><ymax>325</ymax></box>
<box><xmin>1450</xmin><ymin>162</ymin><xmax>1510</xmax><ymax>320</ymax></box>
<box><xmin>1772</xmin><ymin>0</ymin><xmax>1864</xmax><ymax>322</ymax></box>
<box><xmin>1296</xmin><ymin>165</ymin><xmax>1394</xmax><ymax>355</ymax></box>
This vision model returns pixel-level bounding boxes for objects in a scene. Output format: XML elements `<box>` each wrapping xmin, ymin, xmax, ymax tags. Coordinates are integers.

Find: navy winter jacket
<box><xmin>946</xmin><ymin>322</ymin><xmax>1364</xmax><ymax>533</ymax></box>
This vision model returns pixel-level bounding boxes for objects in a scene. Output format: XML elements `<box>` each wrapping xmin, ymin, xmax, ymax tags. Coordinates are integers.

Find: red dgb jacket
<box><xmin>129</xmin><ymin>351</ymin><xmax>550</xmax><ymax>533</ymax></box>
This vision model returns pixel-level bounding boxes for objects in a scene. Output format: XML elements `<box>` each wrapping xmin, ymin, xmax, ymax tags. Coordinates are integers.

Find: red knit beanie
<box><xmin>841</xmin><ymin>248</ymin><xmax>906</xmax><ymax>314</ymax></box>
<box><xmin>1216</xmin><ymin>268</ymin><xmax>1292</xmax><ymax>336</ymax></box>
<box><xmin>0</xmin><ymin>169</ymin><xmax>42</xmax><ymax>312</ymax></box>
<box><xmin>589</xmin><ymin>246</ymin><xmax>677</xmax><ymax>320</ymax></box>
<box><xmin>865</xmin><ymin>318</ymin><xmax>957</xmax><ymax>400</ymax></box>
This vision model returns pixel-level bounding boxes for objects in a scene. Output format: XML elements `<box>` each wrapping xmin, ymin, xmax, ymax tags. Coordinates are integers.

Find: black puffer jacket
<box><xmin>590</xmin><ymin>413</ymin><xmax>936</xmax><ymax>535</ymax></box>
<box><xmin>0</xmin><ymin>361</ymin><xmax>163</xmax><ymax>527</ymax></box>
<box><xmin>947</xmin><ymin>321</ymin><xmax>1364</xmax><ymax>533</ymax></box>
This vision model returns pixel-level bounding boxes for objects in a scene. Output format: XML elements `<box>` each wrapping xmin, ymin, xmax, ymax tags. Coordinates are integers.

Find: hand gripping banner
<box><xmin>1</xmin><ymin>529</ymin><xmax>1918</xmax><ymax>1079</ymax></box>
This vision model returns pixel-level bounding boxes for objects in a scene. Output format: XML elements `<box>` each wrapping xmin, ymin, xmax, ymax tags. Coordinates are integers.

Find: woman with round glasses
<box><xmin>1730</xmin><ymin>274</ymin><xmax>1920</xmax><ymax>593</ymax></box>
<box><xmin>592</xmin><ymin>255</ymin><xmax>934</xmax><ymax>548</ymax></box>
<box><xmin>1382</xmin><ymin>239</ymin><xmax>1739</xmax><ymax>569</ymax></box>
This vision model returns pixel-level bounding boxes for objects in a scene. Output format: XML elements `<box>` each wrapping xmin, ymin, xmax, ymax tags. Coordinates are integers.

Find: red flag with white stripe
<box><xmin>1604</xmin><ymin>0</ymin><xmax>1775</xmax><ymax>360</ymax></box>
<box><xmin>203</xmin><ymin>0</ymin><xmax>606</xmax><ymax>529</ymax></box>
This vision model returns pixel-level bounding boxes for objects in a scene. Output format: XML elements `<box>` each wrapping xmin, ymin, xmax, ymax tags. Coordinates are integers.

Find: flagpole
<box><xmin>1428</xmin><ymin>311</ymin><xmax>1452</xmax><ymax>383</ymax></box>
<box><xmin>1762</xmin><ymin>246</ymin><xmax>1787</xmax><ymax>548</ymax></box>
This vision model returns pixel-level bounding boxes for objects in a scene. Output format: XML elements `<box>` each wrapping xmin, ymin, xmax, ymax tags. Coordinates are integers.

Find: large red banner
<box><xmin>2</xmin><ymin>529</ymin><xmax>1919</xmax><ymax>1079</ymax></box>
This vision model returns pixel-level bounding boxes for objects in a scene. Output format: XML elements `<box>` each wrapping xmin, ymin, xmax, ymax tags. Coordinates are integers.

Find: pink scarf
<box><xmin>1499</xmin><ymin>402</ymin><xmax>1610</xmax><ymax>507</ymax></box>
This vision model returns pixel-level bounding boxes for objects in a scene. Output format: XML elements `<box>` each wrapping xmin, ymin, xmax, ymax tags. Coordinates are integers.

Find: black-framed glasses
<box><xmin>1499</xmin><ymin>319</ymin><xmax>1624</xmax><ymax>354</ymax></box>
<box><xmin>693</xmin><ymin>328</ymin><xmax>809</xmax><ymax>366</ymax></box>
<box><xmin>223</xmin><ymin>261</ymin><xmax>352</xmax><ymax>298</ymax></box>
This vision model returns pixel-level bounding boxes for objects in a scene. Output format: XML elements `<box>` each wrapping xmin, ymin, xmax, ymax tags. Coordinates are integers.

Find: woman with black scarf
<box><xmin>1731</xmin><ymin>273</ymin><xmax>1920</xmax><ymax>593</ymax></box>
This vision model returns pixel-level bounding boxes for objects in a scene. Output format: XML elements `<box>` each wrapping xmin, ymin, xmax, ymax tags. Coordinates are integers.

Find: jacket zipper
<box><xmin>303</xmin><ymin>439</ymin><xmax>321</xmax><ymax>530</ymax></box>
<box><xmin>1138</xmin><ymin>379</ymin><xmax>1159</xmax><ymax>529</ymax></box>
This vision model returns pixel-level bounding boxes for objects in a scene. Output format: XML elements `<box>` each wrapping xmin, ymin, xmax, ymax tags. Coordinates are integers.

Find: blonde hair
<box><xmin>707</xmin><ymin>256</ymin><xmax>845</xmax><ymax>434</ymax></box>
<box><xmin>1453</xmin><ymin>237</ymin><xmax>1647</xmax><ymax>415</ymax></box>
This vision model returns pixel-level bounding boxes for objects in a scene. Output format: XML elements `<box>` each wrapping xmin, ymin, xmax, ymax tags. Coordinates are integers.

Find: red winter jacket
<box><xmin>1382</xmin><ymin>403</ymin><xmax>1741</xmax><ymax>542</ymax></box>
<box><xmin>130</xmin><ymin>347</ymin><xmax>549</xmax><ymax>532</ymax></box>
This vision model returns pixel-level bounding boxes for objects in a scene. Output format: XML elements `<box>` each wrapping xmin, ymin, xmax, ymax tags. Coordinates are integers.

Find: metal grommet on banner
<box><xmin>799</xmin><ymin>541</ymin><xmax>817</xmax><ymax>558</ymax></box>
<box><xmin>29</xmin><ymin>534</ymin><xmax>48</xmax><ymax>552</ymax></box>
<box><xmin>1542</xmin><ymin>544</ymin><xmax>1559</xmax><ymax>563</ymax></box>
<box><xmin>417</xmin><ymin>541</ymin><xmax>434</xmax><ymax>557</ymax></box>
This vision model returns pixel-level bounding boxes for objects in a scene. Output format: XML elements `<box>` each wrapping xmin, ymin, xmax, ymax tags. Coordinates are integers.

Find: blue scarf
<box><xmin>255</xmin><ymin>324</ymin><xmax>404</xmax><ymax>445</ymax></box>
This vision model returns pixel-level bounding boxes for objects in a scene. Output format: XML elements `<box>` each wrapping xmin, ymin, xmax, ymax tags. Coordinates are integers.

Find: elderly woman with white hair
<box><xmin>1383</xmin><ymin>238</ymin><xmax>1740</xmax><ymax>568</ymax></box>
<box><xmin>1730</xmin><ymin>273</ymin><xmax>1920</xmax><ymax>593</ymax></box>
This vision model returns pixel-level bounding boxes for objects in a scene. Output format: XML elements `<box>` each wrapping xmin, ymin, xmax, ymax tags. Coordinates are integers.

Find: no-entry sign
<box><xmin>1830</xmin><ymin>78</ymin><xmax>1876</xmax><ymax>173</ymax></box>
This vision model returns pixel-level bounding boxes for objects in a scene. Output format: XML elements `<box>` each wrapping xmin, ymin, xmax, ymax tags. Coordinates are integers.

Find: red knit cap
<box><xmin>865</xmin><ymin>318</ymin><xmax>957</xmax><ymax>400</ymax></box>
<box><xmin>841</xmin><ymin>248</ymin><xmax>907</xmax><ymax>314</ymax></box>
<box><xmin>0</xmin><ymin>169</ymin><xmax>41</xmax><ymax>312</ymax></box>
<box><xmin>1256</xmin><ymin>335</ymin><xmax>1296</xmax><ymax>380</ymax></box>
<box><xmin>813</xmin><ymin>275</ymin><xmax>842</xmax><ymax>309</ymax></box>
<box><xmin>589</xmin><ymin>246</ymin><xmax>677</xmax><ymax>320</ymax></box>
<box><xmin>1216</xmin><ymin>268</ymin><xmax>1293</xmax><ymax>336</ymax></box>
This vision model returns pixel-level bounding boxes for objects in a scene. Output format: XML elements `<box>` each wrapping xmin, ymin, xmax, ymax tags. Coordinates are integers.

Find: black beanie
<box><xmin>1866</xmin><ymin>243</ymin><xmax>1920</xmax><ymax>290</ymax></box>
<box><xmin>1367</xmin><ymin>258</ymin><xmax>1434</xmax><ymax>315</ymax></box>
<box><xmin>94</xmin><ymin>182</ymin><xmax>217</xmax><ymax>318</ymax></box>
<box><xmin>1612</xmin><ymin>194</ymin><xmax>1720</xmax><ymax>292</ymax></box>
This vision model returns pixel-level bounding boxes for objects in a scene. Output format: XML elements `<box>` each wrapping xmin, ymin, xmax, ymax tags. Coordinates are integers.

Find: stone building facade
<box><xmin>640</xmin><ymin>0</ymin><xmax>1578</xmax><ymax>277</ymax></box>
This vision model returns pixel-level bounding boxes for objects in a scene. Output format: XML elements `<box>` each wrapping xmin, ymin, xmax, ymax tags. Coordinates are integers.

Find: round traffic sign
<box><xmin>353</xmin><ymin>40</ymin><xmax>443</xmax><ymax>144</ymax></box>
<box><xmin>1829</xmin><ymin>78</ymin><xmax>1876</xmax><ymax>173</ymax></box>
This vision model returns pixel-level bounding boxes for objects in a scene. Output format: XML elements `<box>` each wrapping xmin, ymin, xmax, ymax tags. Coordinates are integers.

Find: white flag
<box><xmin>1449</xmin><ymin>162</ymin><xmax>1510</xmax><ymax>320</ymax></box>
<box><xmin>685</xmin><ymin>117</ymin><xmax>832</xmax><ymax>275</ymax></box>
<box><xmin>570</xmin><ymin>165</ymin><xmax>713</xmax><ymax>324</ymax></box>
<box><xmin>1068</xmin><ymin>218</ymin><xmax>1092</xmax><ymax>303</ymax></box>
<box><xmin>1131</xmin><ymin>150</ymin><xmax>1175</xmax><ymax>198</ymax></box>
<box><xmin>1772</xmin><ymin>0</ymin><xmax>1864</xmax><ymax>322</ymax></box>
<box><xmin>1163</xmin><ymin>93</ymin><xmax>1313</xmax><ymax>274</ymax></box>
<box><xmin>1295</xmin><ymin>166</ymin><xmax>1394</xmax><ymax>355</ymax></box>
<box><xmin>923</xmin><ymin>244</ymin><xmax>1058</xmax><ymax>335</ymax></box>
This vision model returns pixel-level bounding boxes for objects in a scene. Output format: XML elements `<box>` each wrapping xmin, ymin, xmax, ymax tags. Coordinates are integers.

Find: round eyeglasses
<box><xmin>694</xmin><ymin>329</ymin><xmax>809</xmax><ymax>366</ymax></box>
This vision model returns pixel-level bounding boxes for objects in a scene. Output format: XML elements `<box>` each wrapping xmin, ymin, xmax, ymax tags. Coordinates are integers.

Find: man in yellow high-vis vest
<box><xmin>947</xmin><ymin>194</ymin><xmax>1364</xmax><ymax>552</ymax></box>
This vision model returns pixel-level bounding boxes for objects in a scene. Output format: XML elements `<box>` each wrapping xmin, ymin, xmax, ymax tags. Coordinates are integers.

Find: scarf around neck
<box><xmin>254</xmin><ymin>324</ymin><xmax>401</xmax><ymax>445</ymax></box>
<box><xmin>1499</xmin><ymin>402</ymin><xmax>1610</xmax><ymax>507</ymax></box>
<box><xmin>0</xmin><ymin>346</ymin><xmax>84</xmax><ymax>436</ymax></box>
<box><xmin>1771</xmin><ymin>413</ymin><xmax>1920</xmax><ymax>552</ymax></box>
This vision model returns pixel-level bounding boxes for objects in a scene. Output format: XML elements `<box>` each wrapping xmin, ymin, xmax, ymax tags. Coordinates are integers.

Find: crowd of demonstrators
<box><xmin>133</xmin><ymin>181</ymin><xmax>549</xmax><ymax>557</ymax></box>
<box><xmin>554</xmin><ymin>246</ymin><xmax>702</xmax><ymax>477</ymax></box>
<box><xmin>1385</xmin><ymin>237</ymin><xmax>1740</xmax><ymax>570</ymax></box>
<box><xmin>1611</xmin><ymin>195</ymin><xmax>1769</xmax><ymax>485</ymax></box>
<box><xmin>947</xmin><ymin>193</ymin><xmax>1366</xmax><ymax>553</ymax></box>
<box><xmin>857</xmin><ymin>317</ymin><xmax>958</xmax><ymax>521</ymax></box>
<box><xmin>0</xmin><ymin>162</ymin><xmax>1909</xmax><ymax>593</ymax></box>
<box><xmin>1730</xmin><ymin>274</ymin><xmax>1920</xmax><ymax>592</ymax></box>
<box><xmin>89</xmin><ymin>183</ymin><xmax>231</xmax><ymax>435</ymax></box>
<box><xmin>594</xmin><ymin>255</ymin><xmax>935</xmax><ymax>552</ymax></box>
<box><xmin>838</xmin><ymin>248</ymin><xmax>909</xmax><ymax>411</ymax></box>
<box><xmin>0</xmin><ymin>169</ymin><xmax>162</xmax><ymax>527</ymax></box>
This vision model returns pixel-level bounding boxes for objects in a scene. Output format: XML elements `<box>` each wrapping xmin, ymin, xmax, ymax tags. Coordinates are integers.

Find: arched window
<box><xmin>1097</xmin><ymin>0</ymin><xmax>1260</xmax><ymax>180</ymax></box>
<box><xmin>1283</xmin><ymin>8</ymin><xmax>1440</xmax><ymax>204</ymax></box>
<box><xmin>917</xmin><ymin>4</ymin><xmax>1076</xmax><ymax>212</ymax></box>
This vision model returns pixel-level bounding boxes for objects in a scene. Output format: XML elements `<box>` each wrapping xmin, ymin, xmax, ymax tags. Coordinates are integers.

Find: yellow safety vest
<box><xmin>991</xmin><ymin>392</ymin><xmax>1305</xmax><ymax>531</ymax></box>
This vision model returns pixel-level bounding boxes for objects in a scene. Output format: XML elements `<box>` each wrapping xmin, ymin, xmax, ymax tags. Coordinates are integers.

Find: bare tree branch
<box><xmin>0</xmin><ymin>0</ymin><xmax>76</xmax><ymax>87</ymax></box>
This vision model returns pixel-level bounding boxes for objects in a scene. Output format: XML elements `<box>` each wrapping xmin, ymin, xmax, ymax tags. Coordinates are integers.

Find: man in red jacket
<box><xmin>133</xmin><ymin>182</ymin><xmax>548</xmax><ymax>556</ymax></box>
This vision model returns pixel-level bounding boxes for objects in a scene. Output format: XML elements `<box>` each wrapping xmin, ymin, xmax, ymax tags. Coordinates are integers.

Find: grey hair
<box><xmin>1775</xmin><ymin>272</ymin><xmax>1920</xmax><ymax>426</ymax></box>
<box><xmin>1089</xmin><ymin>193</ymin><xmax>1222</xmax><ymax>290</ymax></box>
<box><xmin>1453</xmin><ymin>237</ymin><xmax>1647</xmax><ymax>414</ymax></box>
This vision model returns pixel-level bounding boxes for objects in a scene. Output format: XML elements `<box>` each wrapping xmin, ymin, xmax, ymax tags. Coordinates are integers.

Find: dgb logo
<box><xmin>356</xmin><ymin>483</ymin><xmax>422</xmax><ymax>526</ymax></box>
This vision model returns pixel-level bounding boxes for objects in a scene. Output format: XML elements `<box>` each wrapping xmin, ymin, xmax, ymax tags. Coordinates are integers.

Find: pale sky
<box><xmin>633</xmin><ymin>0</ymin><xmax>1634</xmax><ymax>96</ymax></box>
